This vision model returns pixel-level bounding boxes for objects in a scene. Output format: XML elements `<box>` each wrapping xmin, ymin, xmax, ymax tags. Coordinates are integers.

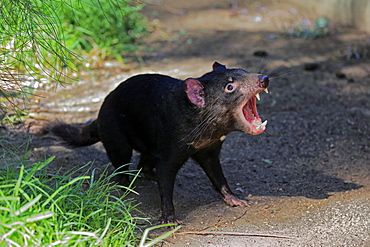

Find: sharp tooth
<box><xmin>261</xmin><ymin>120</ymin><xmax>268</xmax><ymax>127</ymax></box>
<box><xmin>255</xmin><ymin>93</ymin><xmax>260</xmax><ymax>101</ymax></box>
<box><xmin>264</xmin><ymin>88</ymin><xmax>269</xmax><ymax>94</ymax></box>
<box><xmin>252</xmin><ymin>120</ymin><xmax>260</xmax><ymax>127</ymax></box>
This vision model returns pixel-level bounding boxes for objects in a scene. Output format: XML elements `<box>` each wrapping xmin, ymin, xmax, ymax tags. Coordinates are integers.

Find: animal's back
<box><xmin>97</xmin><ymin>73</ymin><xmax>191</xmax><ymax>153</ymax></box>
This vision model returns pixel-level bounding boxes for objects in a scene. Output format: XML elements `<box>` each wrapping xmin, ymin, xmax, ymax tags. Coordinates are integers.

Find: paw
<box><xmin>223</xmin><ymin>194</ymin><xmax>250</xmax><ymax>207</ymax></box>
<box><xmin>158</xmin><ymin>216</ymin><xmax>183</xmax><ymax>227</ymax></box>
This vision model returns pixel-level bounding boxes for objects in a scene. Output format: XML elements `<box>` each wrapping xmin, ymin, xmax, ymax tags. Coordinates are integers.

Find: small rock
<box><xmin>253</xmin><ymin>50</ymin><xmax>268</xmax><ymax>57</ymax></box>
<box><xmin>350</xmin><ymin>107</ymin><xmax>370</xmax><ymax>117</ymax></box>
<box><xmin>335</xmin><ymin>71</ymin><xmax>346</xmax><ymax>79</ymax></box>
<box><xmin>303</xmin><ymin>62</ymin><xmax>320</xmax><ymax>71</ymax></box>
<box><xmin>235</xmin><ymin>187</ymin><xmax>244</xmax><ymax>193</ymax></box>
<box><xmin>347</xmin><ymin>78</ymin><xmax>355</xmax><ymax>83</ymax></box>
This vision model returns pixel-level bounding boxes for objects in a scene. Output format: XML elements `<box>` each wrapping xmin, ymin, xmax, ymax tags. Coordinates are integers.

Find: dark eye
<box><xmin>225</xmin><ymin>83</ymin><xmax>236</xmax><ymax>93</ymax></box>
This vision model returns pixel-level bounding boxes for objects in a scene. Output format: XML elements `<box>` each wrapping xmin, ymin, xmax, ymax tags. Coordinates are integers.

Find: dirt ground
<box><xmin>3</xmin><ymin>0</ymin><xmax>370</xmax><ymax>246</ymax></box>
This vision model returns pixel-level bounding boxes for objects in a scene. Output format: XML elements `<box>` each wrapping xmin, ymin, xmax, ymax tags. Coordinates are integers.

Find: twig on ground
<box><xmin>173</xmin><ymin>209</ymin><xmax>293</xmax><ymax>239</ymax></box>
<box><xmin>198</xmin><ymin>208</ymin><xmax>248</xmax><ymax>232</ymax></box>
<box><xmin>174</xmin><ymin>231</ymin><xmax>293</xmax><ymax>239</ymax></box>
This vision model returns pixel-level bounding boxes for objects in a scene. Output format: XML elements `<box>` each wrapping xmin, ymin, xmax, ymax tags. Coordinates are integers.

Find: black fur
<box><xmin>42</xmin><ymin>62</ymin><xmax>269</xmax><ymax>224</ymax></box>
<box><xmin>41</xmin><ymin>120</ymin><xmax>100</xmax><ymax>147</ymax></box>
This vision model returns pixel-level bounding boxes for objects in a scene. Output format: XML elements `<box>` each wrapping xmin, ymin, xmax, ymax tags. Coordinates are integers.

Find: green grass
<box><xmin>0</xmin><ymin>0</ymin><xmax>147</xmax><ymax>128</ymax></box>
<box><xmin>285</xmin><ymin>17</ymin><xmax>330</xmax><ymax>39</ymax></box>
<box><xmin>54</xmin><ymin>0</ymin><xmax>147</xmax><ymax>61</ymax></box>
<box><xmin>0</xmin><ymin>0</ymin><xmax>147</xmax><ymax>85</ymax></box>
<box><xmin>0</xmin><ymin>142</ymin><xmax>146</xmax><ymax>246</ymax></box>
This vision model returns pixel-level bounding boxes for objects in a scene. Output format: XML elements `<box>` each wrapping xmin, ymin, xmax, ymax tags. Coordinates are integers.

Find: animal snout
<box><xmin>257</xmin><ymin>75</ymin><xmax>269</xmax><ymax>88</ymax></box>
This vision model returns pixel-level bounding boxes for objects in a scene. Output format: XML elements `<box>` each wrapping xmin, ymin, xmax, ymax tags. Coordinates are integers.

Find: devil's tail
<box><xmin>40</xmin><ymin>120</ymin><xmax>100</xmax><ymax>147</ymax></box>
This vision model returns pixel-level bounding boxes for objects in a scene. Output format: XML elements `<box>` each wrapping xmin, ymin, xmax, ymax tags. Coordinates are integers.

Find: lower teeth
<box><xmin>252</xmin><ymin>120</ymin><xmax>268</xmax><ymax>130</ymax></box>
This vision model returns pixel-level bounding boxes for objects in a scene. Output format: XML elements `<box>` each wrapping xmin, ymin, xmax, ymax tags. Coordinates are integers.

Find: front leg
<box><xmin>191</xmin><ymin>141</ymin><xmax>249</xmax><ymax>207</ymax></box>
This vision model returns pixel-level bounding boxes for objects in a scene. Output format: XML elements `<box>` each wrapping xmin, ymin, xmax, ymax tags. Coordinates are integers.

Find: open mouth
<box><xmin>240</xmin><ymin>89</ymin><xmax>268</xmax><ymax>134</ymax></box>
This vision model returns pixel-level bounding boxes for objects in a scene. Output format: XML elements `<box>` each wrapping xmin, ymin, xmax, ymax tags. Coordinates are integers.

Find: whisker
<box><xmin>266</xmin><ymin>63</ymin><xmax>291</xmax><ymax>77</ymax></box>
<box><xmin>269</xmin><ymin>71</ymin><xmax>292</xmax><ymax>79</ymax></box>
<box><xmin>254</xmin><ymin>47</ymin><xmax>279</xmax><ymax>74</ymax></box>
<box><xmin>180</xmin><ymin>94</ymin><xmax>223</xmax><ymax>146</ymax></box>
<box><xmin>257</xmin><ymin>55</ymin><xmax>270</xmax><ymax>74</ymax></box>
<box><xmin>181</xmin><ymin>110</ymin><xmax>216</xmax><ymax>142</ymax></box>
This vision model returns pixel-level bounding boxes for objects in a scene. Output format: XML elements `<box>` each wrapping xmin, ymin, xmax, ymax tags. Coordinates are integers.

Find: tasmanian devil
<box><xmin>41</xmin><ymin>62</ymin><xmax>269</xmax><ymax>224</ymax></box>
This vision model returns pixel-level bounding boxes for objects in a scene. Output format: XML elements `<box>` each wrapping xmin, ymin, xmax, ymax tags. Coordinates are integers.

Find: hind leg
<box><xmin>99</xmin><ymin>126</ymin><xmax>133</xmax><ymax>185</ymax></box>
<box><xmin>137</xmin><ymin>153</ymin><xmax>157</xmax><ymax>181</ymax></box>
<box><xmin>103</xmin><ymin>140</ymin><xmax>133</xmax><ymax>186</ymax></box>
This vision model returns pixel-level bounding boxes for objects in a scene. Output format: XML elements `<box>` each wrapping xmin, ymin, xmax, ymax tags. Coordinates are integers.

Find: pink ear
<box><xmin>184</xmin><ymin>79</ymin><xmax>205</xmax><ymax>107</ymax></box>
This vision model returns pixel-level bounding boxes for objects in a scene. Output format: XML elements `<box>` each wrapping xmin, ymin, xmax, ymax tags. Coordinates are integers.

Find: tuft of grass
<box><xmin>284</xmin><ymin>17</ymin><xmax>330</xmax><ymax>39</ymax></box>
<box><xmin>54</xmin><ymin>0</ymin><xmax>147</xmax><ymax>62</ymax></box>
<box><xmin>0</xmin><ymin>0</ymin><xmax>147</xmax><ymax>85</ymax></box>
<box><xmin>0</xmin><ymin>144</ymin><xmax>147</xmax><ymax>246</ymax></box>
<box><xmin>0</xmin><ymin>0</ymin><xmax>78</xmax><ymax>88</ymax></box>
<box><xmin>0</xmin><ymin>0</ymin><xmax>147</xmax><ymax>127</ymax></box>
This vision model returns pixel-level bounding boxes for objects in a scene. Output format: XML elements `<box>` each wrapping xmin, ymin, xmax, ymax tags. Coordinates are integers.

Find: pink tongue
<box><xmin>244</xmin><ymin>97</ymin><xmax>260</xmax><ymax>122</ymax></box>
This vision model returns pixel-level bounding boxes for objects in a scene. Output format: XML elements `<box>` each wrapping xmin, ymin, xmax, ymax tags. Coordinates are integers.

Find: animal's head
<box><xmin>184</xmin><ymin>62</ymin><xmax>269</xmax><ymax>135</ymax></box>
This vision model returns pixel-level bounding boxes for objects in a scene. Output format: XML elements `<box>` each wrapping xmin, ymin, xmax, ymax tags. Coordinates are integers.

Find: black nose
<box><xmin>258</xmin><ymin>75</ymin><xmax>269</xmax><ymax>88</ymax></box>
